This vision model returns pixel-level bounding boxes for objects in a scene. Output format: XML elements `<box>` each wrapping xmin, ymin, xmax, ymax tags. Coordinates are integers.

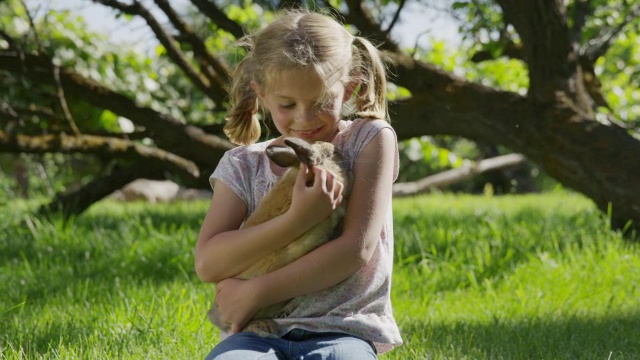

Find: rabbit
<box><xmin>208</xmin><ymin>137</ymin><xmax>350</xmax><ymax>337</ymax></box>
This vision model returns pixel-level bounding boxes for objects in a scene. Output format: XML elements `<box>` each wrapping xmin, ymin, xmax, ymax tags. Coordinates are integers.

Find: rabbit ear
<box><xmin>266</xmin><ymin>145</ymin><xmax>299</xmax><ymax>167</ymax></box>
<box><xmin>283</xmin><ymin>138</ymin><xmax>315</xmax><ymax>165</ymax></box>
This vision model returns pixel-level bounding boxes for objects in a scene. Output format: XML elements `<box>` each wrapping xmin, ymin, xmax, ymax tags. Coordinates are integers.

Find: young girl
<box><xmin>195</xmin><ymin>10</ymin><xmax>403</xmax><ymax>359</ymax></box>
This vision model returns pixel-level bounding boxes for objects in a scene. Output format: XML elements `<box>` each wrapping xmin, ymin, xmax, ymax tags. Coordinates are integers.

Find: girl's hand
<box><xmin>289</xmin><ymin>164</ymin><xmax>344</xmax><ymax>228</ymax></box>
<box><xmin>215</xmin><ymin>278</ymin><xmax>262</xmax><ymax>334</ymax></box>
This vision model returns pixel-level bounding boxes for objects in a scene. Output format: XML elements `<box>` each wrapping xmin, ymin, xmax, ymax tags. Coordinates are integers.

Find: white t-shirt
<box><xmin>210</xmin><ymin>118</ymin><xmax>403</xmax><ymax>353</ymax></box>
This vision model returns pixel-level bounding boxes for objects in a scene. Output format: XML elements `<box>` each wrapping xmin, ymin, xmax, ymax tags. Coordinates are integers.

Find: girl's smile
<box><xmin>292</xmin><ymin>126</ymin><xmax>325</xmax><ymax>139</ymax></box>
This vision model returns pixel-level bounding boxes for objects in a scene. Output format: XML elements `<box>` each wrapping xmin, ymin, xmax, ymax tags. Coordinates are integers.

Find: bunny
<box><xmin>208</xmin><ymin>137</ymin><xmax>350</xmax><ymax>337</ymax></box>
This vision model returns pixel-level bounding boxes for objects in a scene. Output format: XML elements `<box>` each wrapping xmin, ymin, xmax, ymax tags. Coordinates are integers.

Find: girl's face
<box><xmin>253</xmin><ymin>69</ymin><xmax>348</xmax><ymax>143</ymax></box>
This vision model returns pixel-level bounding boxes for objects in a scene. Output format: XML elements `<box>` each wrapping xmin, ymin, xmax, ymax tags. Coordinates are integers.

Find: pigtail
<box><xmin>223</xmin><ymin>48</ymin><xmax>262</xmax><ymax>146</ymax></box>
<box><xmin>352</xmin><ymin>36</ymin><xmax>389</xmax><ymax>122</ymax></box>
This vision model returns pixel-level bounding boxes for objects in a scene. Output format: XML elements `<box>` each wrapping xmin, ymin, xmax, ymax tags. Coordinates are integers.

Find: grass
<box><xmin>390</xmin><ymin>194</ymin><xmax>639</xmax><ymax>359</ymax></box>
<box><xmin>1</xmin><ymin>192</ymin><xmax>639</xmax><ymax>359</ymax></box>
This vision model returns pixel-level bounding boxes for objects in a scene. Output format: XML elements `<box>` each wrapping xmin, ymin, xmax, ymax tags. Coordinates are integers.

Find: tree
<box><xmin>1</xmin><ymin>0</ymin><xmax>639</xmax><ymax>234</ymax></box>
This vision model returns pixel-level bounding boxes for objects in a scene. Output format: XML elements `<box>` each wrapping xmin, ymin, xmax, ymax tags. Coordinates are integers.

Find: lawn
<box><xmin>1</xmin><ymin>192</ymin><xmax>639</xmax><ymax>359</ymax></box>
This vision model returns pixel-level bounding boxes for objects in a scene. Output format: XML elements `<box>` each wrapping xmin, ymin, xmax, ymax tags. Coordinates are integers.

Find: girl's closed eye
<box><xmin>315</xmin><ymin>100</ymin><xmax>334</xmax><ymax>114</ymax></box>
<box><xmin>279</xmin><ymin>103</ymin><xmax>296</xmax><ymax>109</ymax></box>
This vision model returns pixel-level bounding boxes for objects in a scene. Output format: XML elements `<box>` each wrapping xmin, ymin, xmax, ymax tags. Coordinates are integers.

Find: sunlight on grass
<box><xmin>1</xmin><ymin>192</ymin><xmax>639</xmax><ymax>359</ymax></box>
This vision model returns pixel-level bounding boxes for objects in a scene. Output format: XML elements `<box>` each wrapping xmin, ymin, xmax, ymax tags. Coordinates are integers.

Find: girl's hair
<box><xmin>224</xmin><ymin>10</ymin><xmax>389</xmax><ymax>146</ymax></box>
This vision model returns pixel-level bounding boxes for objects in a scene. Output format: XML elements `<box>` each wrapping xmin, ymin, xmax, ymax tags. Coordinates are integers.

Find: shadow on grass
<box><xmin>0</xmin><ymin>206</ymin><xmax>206</xmax><ymax>309</ymax></box>
<box><xmin>402</xmin><ymin>314</ymin><xmax>640</xmax><ymax>359</ymax></box>
<box><xmin>2</xmin><ymin>318</ymin><xmax>156</xmax><ymax>359</ymax></box>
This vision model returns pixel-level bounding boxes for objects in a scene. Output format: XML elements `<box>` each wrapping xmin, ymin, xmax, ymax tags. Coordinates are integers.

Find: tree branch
<box><xmin>571</xmin><ymin>0</ymin><xmax>591</xmax><ymax>47</ymax></box>
<box><xmin>0</xmin><ymin>30</ymin><xmax>19</xmax><ymax>50</ymax></box>
<box><xmin>277</xmin><ymin>0</ymin><xmax>303</xmax><ymax>10</ymax></box>
<box><xmin>321</xmin><ymin>0</ymin><xmax>401</xmax><ymax>53</ymax></box>
<box><xmin>581</xmin><ymin>5</ymin><xmax>640</xmax><ymax>62</ymax></box>
<box><xmin>1</xmin><ymin>102</ymin><xmax>57</xmax><ymax>128</ymax></box>
<box><xmin>153</xmin><ymin>0</ymin><xmax>230</xmax><ymax>91</ymax></box>
<box><xmin>94</xmin><ymin>0</ymin><xmax>226</xmax><ymax>104</ymax></box>
<box><xmin>189</xmin><ymin>0</ymin><xmax>245</xmax><ymax>39</ymax></box>
<box><xmin>53</xmin><ymin>65</ymin><xmax>80</xmax><ymax>135</ymax></box>
<box><xmin>393</xmin><ymin>153</ymin><xmax>526</xmax><ymax>197</ymax></box>
<box><xmin>0</xmin><ymin>103</ymin><xmax>21</xmax><ymax>124</ymax></box>
<box><xmin>18</xmin><ymin>0</ymin><xmax>43</xmax><ymax>52</ymax></box>
<box><xmin>0</xmin><ymin>130</ymin><xmax>200</xmax><ymax>179</ymax></box>
<box><xmin>383</xmin><ymin>0</ymin><xmax>406</xmax><ymax>35</ymax></box>
<box><xmin>470</xmin><ymin>40</ymin><xmax>524</xmax><ymax>62</ymax></box>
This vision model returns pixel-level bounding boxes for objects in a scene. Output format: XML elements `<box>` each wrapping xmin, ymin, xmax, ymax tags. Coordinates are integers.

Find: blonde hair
<box><xmin>224</xmin><ymin>10</ymin><xmax>388</xmax><ymax>146</ymax></box>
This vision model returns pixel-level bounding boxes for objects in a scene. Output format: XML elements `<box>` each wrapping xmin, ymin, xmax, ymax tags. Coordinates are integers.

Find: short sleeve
<box><xmin>337</xmin><ymin>119</ymin><xmax>400</xmax><ymax>182</ymax></box>
<box><xmin>209</xmin><ymin>150</ymin><xmax>250</xmax><ymax>207</ymax></box>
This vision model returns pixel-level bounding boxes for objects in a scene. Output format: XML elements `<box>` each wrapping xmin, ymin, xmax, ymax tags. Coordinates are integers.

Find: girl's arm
<box><xmin>195</xmin><ymin>164</ymin><xmax>343</xmax><ymax>283</ymax></box>
<box><xmin>215</xmin><ymin>128</ymin><xmax>396</xmax><ymax>333</ymax></box>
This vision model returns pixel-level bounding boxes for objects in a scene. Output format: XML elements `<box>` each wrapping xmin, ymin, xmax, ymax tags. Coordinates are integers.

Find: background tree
<box><xmin>0</xmin><ymin>0</ymin><xmax>639</xmax><ymax>234</ymax></box>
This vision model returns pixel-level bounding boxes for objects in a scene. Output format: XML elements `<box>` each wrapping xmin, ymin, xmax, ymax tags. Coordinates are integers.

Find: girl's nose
<box><xmin>296</xmin><ymin>107</ymin><xmax>318</xmax><ymax>123</ymax></box>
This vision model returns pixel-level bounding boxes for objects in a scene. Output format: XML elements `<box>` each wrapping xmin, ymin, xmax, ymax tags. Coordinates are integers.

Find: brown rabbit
<box><xmin>208</xmin><ymin>137</ymin><xmax>350</xmax><ymax>337</ymax></box>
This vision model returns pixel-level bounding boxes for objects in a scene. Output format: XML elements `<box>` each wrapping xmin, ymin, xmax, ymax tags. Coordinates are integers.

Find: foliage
<box><xmin>596</xmin><ymin>30</ymin><xmax>640</xmax><ymax>127</ymax></box>
<box><xmin>2</xmin><ymin>4</ymin><xmax>130</xmax><ymax>133</ymax></box>
<box><xmin>1</xmin><ymin>193</ymin><xmax>639</xmax><ymax>359</ymax></box>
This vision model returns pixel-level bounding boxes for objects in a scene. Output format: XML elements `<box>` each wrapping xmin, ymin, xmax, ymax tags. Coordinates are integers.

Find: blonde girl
<box><xmin>195</xmin><ymin>9</ymin><xmax>402</xmax><ymax>359</ymax></box>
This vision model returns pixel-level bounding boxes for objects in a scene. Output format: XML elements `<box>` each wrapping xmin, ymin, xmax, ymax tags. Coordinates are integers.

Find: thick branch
<box><xmin>0</xmin><ymin>131</ymin><xmax>200</xmax><ymax>179</ymax></box>
<box><xmin>386</xmin><ymin>51</ymin><xmax>530</xmax><ymax>150</ymax></box>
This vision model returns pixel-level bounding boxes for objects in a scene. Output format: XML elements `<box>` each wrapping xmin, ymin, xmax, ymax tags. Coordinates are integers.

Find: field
<box><xmin>1</xmin><ymin>192</ymin><xmax>639</xmax><ymax>359</ymax></box>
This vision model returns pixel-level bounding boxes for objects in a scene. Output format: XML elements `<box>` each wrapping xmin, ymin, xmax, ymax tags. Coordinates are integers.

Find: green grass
<box><xmin>1</xmin><ymin>192</ymin><xmax>639</xmax><ymax>359</ymax></box>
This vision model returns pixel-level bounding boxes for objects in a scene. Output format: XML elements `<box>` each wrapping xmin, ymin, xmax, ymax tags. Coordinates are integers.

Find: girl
<box><xmin>195</xmin><ymin>10</ymin><xmax>403</xmax><ymax>359</ymax></box>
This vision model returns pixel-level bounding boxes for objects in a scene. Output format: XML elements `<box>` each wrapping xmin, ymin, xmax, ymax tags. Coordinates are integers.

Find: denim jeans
<box><xmin>204</xmin><ymin>328</ymin><xmax>378</xmax><ymax>360</ymax></box>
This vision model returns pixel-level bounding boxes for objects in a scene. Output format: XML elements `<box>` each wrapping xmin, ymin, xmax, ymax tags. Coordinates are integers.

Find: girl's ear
<box><xmin>250</xmin><ymin>81</ymin><xmax>265</xmax><ymax>100</ymax></box>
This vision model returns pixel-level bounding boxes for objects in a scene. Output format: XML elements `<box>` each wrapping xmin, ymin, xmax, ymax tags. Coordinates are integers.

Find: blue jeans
<box><xmin>205</xmin><ymin>329</ymin><xmax>378</xmax><ymax>359</ymax></box>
